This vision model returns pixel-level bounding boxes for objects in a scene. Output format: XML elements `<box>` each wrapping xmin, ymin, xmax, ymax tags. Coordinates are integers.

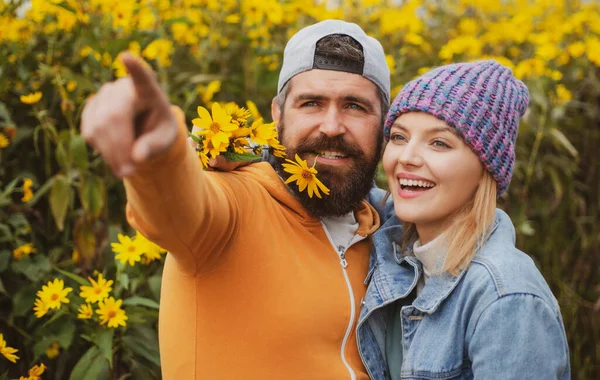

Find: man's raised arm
<box><xmin>80</xmin><ymin>54</ymin><xmax>237</xmax><ymax>274</ymax></box>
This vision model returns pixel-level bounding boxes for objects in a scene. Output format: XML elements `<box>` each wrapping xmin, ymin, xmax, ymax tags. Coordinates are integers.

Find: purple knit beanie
<box><xmin>383</xmin><ymin>60</ymin><xmax>529</xmax><ymax>196</ymax></box>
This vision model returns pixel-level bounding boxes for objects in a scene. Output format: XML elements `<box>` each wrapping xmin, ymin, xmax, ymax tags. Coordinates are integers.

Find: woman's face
<box><xmin>382</xmin><ymin>112</ymin><xmax>484</xmax><ymax>243</ymax></box>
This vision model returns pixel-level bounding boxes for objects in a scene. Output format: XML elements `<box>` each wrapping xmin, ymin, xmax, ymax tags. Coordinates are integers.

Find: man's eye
<box><xmin>347</xmin><ymin>103</ymin><xmax>365</xmax><ymax>111</ymax></box>
<box><xmin>300</xmin><ymin>101</ymin><xmax>319</xmax><ymax>107</ymax></box>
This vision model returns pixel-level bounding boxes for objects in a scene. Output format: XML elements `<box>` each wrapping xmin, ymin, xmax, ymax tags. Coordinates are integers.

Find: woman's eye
<box><xmin>432</xmin><ymin>140</ymin><xmax>450</xmax><ymax>148</ymax></box>
<box><xmin>389</xmin><ymin>134</ymin><xmax>406</xmax><ymax>142</ymax></box>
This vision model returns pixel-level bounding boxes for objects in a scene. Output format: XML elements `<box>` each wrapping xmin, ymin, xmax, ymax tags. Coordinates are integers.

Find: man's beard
<box><xmin>273</xmin><ymin>121</ymin><xmax>383</xmax><ymax>218</ymax></box>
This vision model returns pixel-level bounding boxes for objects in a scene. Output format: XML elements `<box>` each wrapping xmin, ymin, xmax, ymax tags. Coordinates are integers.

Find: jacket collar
<box><xmin>371</xmin><ymin>209</ymin><xmax>514</xmax><ymax>314</ymax></box>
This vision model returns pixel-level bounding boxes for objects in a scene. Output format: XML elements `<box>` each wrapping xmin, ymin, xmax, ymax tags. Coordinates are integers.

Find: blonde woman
<box><xmin>356</xmin><ymin>60</ymin><xmax>570</xmax><ymax>379</ymax></box>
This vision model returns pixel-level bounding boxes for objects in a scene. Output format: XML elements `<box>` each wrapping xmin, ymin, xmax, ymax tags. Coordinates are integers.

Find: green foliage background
<box><xmin>0</xmin><ymin>0</ymin><xmax>598</xmax><ymax>378</ymax></box>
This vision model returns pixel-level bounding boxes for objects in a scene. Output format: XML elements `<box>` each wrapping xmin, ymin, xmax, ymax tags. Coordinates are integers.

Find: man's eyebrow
<box><xmin>293</xmin><ymin>93</ymin><xmax>376</xmax><ymax>111</ymax></box>
<box><xmin>343</xmin><ymin>95</ymin><xmax>376</xmax><ymax>111</ymax></box>
<box><xmin>294</xmin><ymin>93</ymin><xmax>327</xmax><ymax>102</ymax></box>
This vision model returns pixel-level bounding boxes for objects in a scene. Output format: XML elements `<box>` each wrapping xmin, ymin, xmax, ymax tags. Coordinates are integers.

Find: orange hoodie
<box><xmin>123</xmin><ymin>108</ymin><xmax>380</xmax><ymax>379</ymax></box>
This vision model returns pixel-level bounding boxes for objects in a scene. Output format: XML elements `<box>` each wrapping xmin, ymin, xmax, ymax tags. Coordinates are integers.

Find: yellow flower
<box><xmin>111</xmin><ymin>233</ymin><xmax>143</xmax><ymax>266</ymax></box>
<box><xmin>13</xmin><ymin>243</ymin><xmax>36</xmax><ymax>260</ymax></box>
<box><xmin>112</xmin><ymin>50</ymin><xmax>151</xmax><ymax>78</ymax></box>
<box><xmin>96</xmin><ymin>297</ymin><xmax>128</xmax><ymax>328</ymax></box>
<box><xmin>270</xmin><ymin>142</ymin><xmax>287</xmax><ymax>158</ymax></box>
<box><xmin>72</xmin><ymin>249</ymin><xmax>80</xmax><ymax>264</ymax></box>
<box><xmin>21</xmin><ymin>178</ymin><xmax>34</xmax><ymax>202</ymax></box>
<box><xmin>142</xmin><ymin>39</ymin><xmax>174</xmax><ymax>67</ymax></box>
<box><xmin>198</xmin><ymin>150</ymin><xmax>210</xmax><ymax>169</ymax></box>
<box><xmin>77</xmin><ymin>303</ymin><xmax>94</xmax><ymax>319</ymax></box>
<box><xmin>23</xmin><ymin>363</ymin><xmax>46</xmax><ymax>379</ymax></box>
<box><xmin>0</xmin><ymin>333</ymin><xmax>19</xmax><ymax>363</ymax></box>
<box><xmin>282</xmin><ymin>154</ymin><xmax>330</xmax><ymax>198</ymax></box>
<box><xmin>33</xmin><ymin>298</ymin><xmax>48</xmax><ymax>318</ymax></box>
<box><xmin>224</xmin><ymin>103</ymin><xmax>251</xmax><ymax>126</ymax></box>
<box><xmin>555</xmin><ymin>84</ymin><xmax>572</xmax><ymax>103</ymax></box>
<box><xmin>46</xmin><ymin>341</ymin><xmax>60</xmax><ymax>358</ymax></box>
<box><xmin>20</xmin><ymin>92</ymin><xmax>42</xmax><ymax>105</ymax></box>
<box><xmin>134</xmin><ymin>231</ymin><xmax>166</xmax><ymax>262</ymax></box>
<box><xmin>79</xmin><ymin>273</ymin><xmax>113</xmax><ymax>303</ymax></box>
<box><xmin>0</xmin><ymin>132</ymin><xmax>9</xmax><ymax>148</ymax></box>
<box><xmin>66</xmin><ymin>80</ymin><xmax>77</xmax><ymax>92</ymax></box>
<box><xmin>197</xmin><ymin>80</ymin><xmax>221</xmax><ymax>106</ymax></box>
<box><xmin>192</xmin><ymin>103</ymin><xmax>238</xmax><ymax>158</ymax></box>
<box><xmin>245</xmin><ymin>100</ymin><xmax>261</xmax><ymax>121</ymax></box>
<box><xmin>36</xmin><ymin>278</ymin><xmax>73</xmax><ymax>310</ymax></box>
<box><xmin>249</xmin><ymin>119</ymin><xmax>278</xmax><ymax>146</ymax></box>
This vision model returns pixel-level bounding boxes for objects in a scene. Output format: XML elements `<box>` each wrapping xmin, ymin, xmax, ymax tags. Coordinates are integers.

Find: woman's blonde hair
<box><xmin>401</xmin><ymin>171</ymin><xmax>498</xmax><ymax>276</ymax></box>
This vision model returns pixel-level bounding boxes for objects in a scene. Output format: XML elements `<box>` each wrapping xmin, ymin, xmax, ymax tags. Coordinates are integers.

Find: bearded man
<box><xmin>81</xmin><ymin>20</ymin><xmax>390</xmax><ymax>380</ymax></box>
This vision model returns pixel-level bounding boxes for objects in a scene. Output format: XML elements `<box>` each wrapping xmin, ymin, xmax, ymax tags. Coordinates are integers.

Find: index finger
<box><xmin>121</xmin><ymin>52</ymin><xmax>165</xmax><ymax>108</ymax></box>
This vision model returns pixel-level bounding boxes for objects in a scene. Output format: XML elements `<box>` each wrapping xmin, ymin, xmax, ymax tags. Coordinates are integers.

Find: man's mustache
<box><xmin>292</xmin><ymin>136</ymin><xmax>363</xmax><ymax>157</ymax></box>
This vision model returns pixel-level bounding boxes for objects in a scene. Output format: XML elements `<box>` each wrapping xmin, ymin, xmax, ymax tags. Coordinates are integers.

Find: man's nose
<box><xmin>319</xmin><ymin>107</ymin><xmax>345</xmax><ymax>137</ymax></box>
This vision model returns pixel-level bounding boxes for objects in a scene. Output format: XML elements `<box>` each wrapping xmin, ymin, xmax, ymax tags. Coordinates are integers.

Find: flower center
<box><xmin>107</xmin><ymin>310</ymin><xmax>117</xmax><ymax>319</ymax></box>
<box><xmin>94</xmin><ymin>287</ymin><xmax>102</xmax><ymax>294</ymax></box>
<box><xmin>128</xmin><ymin>246</ymin><xmax>136</xmax><ymax>253</ymax></box>
<box><xmin>51</xmin><ymin>293</ymin><xmax>59</xmax><ymax>301</ymax></box>
<box><xmin>210</xmin><ymin>122</ymin><xmax>220</xmax><ymax>134</ymax></box>
<box><xmin>301</xmin><ymin>170</ymin><xmax>313</xmax><ymax>181</ymax></box>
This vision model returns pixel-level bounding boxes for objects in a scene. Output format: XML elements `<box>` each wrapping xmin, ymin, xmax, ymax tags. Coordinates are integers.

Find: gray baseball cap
<box><xmin>277</xmin><ymin>19</ymin><xmax>391</xmax><ymax>104</ymax></box>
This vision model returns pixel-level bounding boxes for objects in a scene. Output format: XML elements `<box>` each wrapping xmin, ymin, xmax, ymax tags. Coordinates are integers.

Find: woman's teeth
<box><xmin>399</xmin><ymin>178</ymin><xmax>435</xmax><ymax>189</ymax></box>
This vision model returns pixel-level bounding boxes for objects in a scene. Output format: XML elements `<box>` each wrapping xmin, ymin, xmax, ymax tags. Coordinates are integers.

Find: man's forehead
<box><xmin>288</xmin><ymin>69</ymin><xmax>380</xmax><ymax>101</ymax></box>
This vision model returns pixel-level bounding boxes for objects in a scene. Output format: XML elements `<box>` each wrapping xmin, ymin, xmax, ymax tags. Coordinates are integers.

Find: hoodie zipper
<box><xmin>321</xmin><ymin>223</ymin><xmax>358</xmax><ymax>380</ymax></box>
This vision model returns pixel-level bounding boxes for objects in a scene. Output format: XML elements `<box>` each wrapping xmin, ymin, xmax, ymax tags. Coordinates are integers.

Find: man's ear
<box><xmin>271</xmin><ymin>99</ymin><xmax>281</xmax><ymax>123</ymax></box>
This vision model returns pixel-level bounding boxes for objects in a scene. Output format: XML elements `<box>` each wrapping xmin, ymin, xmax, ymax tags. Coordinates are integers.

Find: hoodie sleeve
<box><xmin>123</xmin><ymin>106</ymin><xmax>239</xmax><ymax>275</ymax></box>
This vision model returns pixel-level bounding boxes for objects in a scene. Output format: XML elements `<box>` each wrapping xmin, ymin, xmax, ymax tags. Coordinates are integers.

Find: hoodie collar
<box><xmin>244</xmin><ymin>163</ymin><xmax>380</xmax><ymax>234</ymax></box>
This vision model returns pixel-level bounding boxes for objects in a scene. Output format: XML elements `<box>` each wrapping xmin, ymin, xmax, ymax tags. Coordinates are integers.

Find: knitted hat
<box><xmin>383</xmin><ymin>60</ymin><xmax>529</xmax><ymax>195</ymax></box>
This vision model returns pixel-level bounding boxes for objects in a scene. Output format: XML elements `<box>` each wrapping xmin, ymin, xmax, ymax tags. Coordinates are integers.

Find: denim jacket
<box><xmin>356</xmin><ymin>209</ymin><xmax>570</xmax><ymax>380</ymax></box>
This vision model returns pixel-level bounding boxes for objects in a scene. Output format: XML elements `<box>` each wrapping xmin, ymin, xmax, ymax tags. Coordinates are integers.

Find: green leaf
<box><xmin>123</xmin><ymin>296</ymin><xmax>160</xmax><ymax>310</ymax></box>
<box><xmin>95</xmin><ymin>327</ymin><xmax>115</xmax><ymax>368</ymax></box>
<box><xmin>11</xmin><ymin>285</ymin><xmax>36</xmax><ymax>317</ymax></box>
<box><xmin>42</xmin><ymin>309</ymin><xmax>66</xmax><ymax>328</ymax></box>
<box><xmin>0</xmin><ymin>224</ymin><xmax>12</xmax><ymax>243</ymax></box>
<box><xmin>549</xmin><ymin>128</ymin><xmax>578</xmax><ymax>158</ymax></box>
<box><xmin>189</xmin><ymin>133</ymin><xmax>202</xmax><ymax>143</ymax></box>
<box><xmin>119</xmin><ymin>272</ymin><xmax>130</xmax><ymax>292</ymax></box>
<box><xmin>11</xmin><ymin>254</ymin><xmax>52</xmax><ymax>282</ymax></box>
<box><xmin>7</xmin><ymin>213</ymin><xmax>30</xmax><ymax>236</ymax></box>
<box><xmin>0</xmin><ymin>101</ymin><xmax>14</xmax><ymax>124</ymax></box>
<box><xmin>27</xmin><ymin>175</ymin><xmax>55</xmax><ymax>207</ymax></box>
<box><xmin>123</xmin><ymin>328</ymin><xmax>161</xmax><ymax>367</ymax></box>
<box><xmin>148</xmin><ymin>275</ymin><xmax>162</xmax><ymax>301</ymax></box>
<box><xmin>164</xmin><ymin>16</ymin><xmax>194</xmax><ymax>26</ymax></box>
<box><xmin>71</xmin><ymin>134</ymin><xmax>89</xmax><ymax>171</ymax></box>
<box><xmin>79</xmin><ymin>173</ymin><xmax>105</xmax><ymax>219</ymax></box>
<box><xmin>0</xmin><ymin>370</ymin><xmax>7</xmax><ymax>380</ymax></box>
<box><xmin>69</xmin><ymin>346</ymin><xmax>110</xmax><ymax>380</ymax></box>
<box><xmin>49</xmin><ymin>174</ymin><xmax>72</xmax><ymax>231</ymax></box>
<box><xmin>222</xmin><ymin>151</ymin><xmax>261</xmax><ymax>162</ymax></box>
<box><xmin>55</xmin><ymin>141</ymin><xmax>69</xmax><ymax>169</ymax></box>
<box><xmin>54</xmin><ymin>1</ymin><xmax>76</xmax><ymax>14</ymax></box>
<box><xmin>0</xmin><ymin>277</ymin><xmax>6</xmax><ymax>295</ymax></box>
<box><xmin>54</xmin><ymin>266</ymin><xmax>90</xmax><ymax>286</ymax></box>
<box><xmin>0</xmin><ymin>249</ymin><xmax>10</xmax><ymax>272</ymax></box>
